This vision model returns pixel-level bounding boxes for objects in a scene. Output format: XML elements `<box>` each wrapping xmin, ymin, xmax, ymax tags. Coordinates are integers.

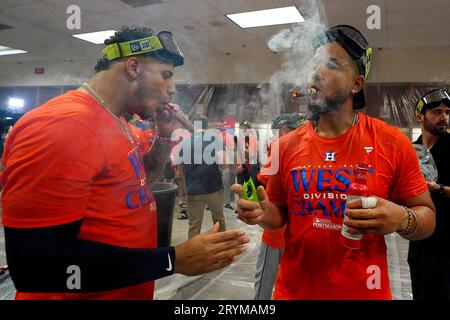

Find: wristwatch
<box><xmin>439</xmin><ymin>184</ymin><xmax>445</xmax><ymax>195</ymax></box>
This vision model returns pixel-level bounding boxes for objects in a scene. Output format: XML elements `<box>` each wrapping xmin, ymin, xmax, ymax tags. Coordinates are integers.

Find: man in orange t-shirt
<box><xmin>1</xmin><ymin>26</ymin><xmax>248</xmax><ymax>300</ymax></box>
<box><xmin>254</xmin><ymin>113</ymin><xmax>306</xmax><ymax>300</ymax></box>
<box><xmin>233</xmin><ymin>25</ymin><xmax>435</xmax><ymax>300</ymax></box>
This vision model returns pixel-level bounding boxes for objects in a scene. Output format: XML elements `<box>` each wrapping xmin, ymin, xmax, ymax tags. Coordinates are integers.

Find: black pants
<box><xmin>408</xmin><ymin>253</ymin><xmax>450</xmax><ymax>300</ymax></box>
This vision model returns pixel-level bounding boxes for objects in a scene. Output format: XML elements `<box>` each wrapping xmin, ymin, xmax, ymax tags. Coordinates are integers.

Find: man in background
<box><xmin>408</xmin><ymin>88</ymin><xmax>450</xmax><ymax>299</ymax></box>
<box><xmin>254</xmin><ymin>113</ymin><xmax>305</xmax><ymax>300</ymax></box>
<box><xmin>183</xmin><ymin>116</ymin><xmax>226</xmax><ymax>238</ymax></box>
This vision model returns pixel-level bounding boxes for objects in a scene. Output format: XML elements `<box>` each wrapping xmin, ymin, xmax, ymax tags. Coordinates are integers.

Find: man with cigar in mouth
<box><xmin>1</xmin><ymin>25</ymin><xmax>248</xmax><ymax>300</ymax></box>
<box><xmin>408</xmin><ymin>89</ymin><xmax>450</xmax><ymax>300</ymax></box>
<box><xmin>233</xmin><ymin>25</ymin><xmax>435</xmax><ymax>299</ymax></box>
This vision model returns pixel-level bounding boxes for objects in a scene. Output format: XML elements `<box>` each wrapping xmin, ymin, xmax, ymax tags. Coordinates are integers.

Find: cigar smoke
<box><xmin>259</xmin><ymin>0</ymin><xmax>328</xmax><ymax>120</ymax></box>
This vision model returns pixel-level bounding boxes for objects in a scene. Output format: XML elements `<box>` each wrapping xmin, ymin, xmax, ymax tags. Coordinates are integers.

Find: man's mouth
<box><xmin>308</xmin><ymin>85</ymin><xmax>323</xmax><ymax>99</ymax></box>
<box><xmin>309</xmin><ymin>83</ymin><xmax>322</xmax><ymax>92</ymax></box>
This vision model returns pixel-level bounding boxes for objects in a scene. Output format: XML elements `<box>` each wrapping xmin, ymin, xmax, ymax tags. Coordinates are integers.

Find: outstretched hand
<box><xmin>174</xmin><ymin>223</ymin><xmax>249</xmax><ymax>276</ymax></box>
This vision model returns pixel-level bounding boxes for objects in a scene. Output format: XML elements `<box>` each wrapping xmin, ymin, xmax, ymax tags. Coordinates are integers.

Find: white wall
<box><xmin>1</xmin><ymin>46</ymin><xmax>450</xmax><ymax>86</ymax></box>
<box><xmin>369</xmin><ymin>46</ymin><xmax>450</xmax><ymax>83</ymax></box>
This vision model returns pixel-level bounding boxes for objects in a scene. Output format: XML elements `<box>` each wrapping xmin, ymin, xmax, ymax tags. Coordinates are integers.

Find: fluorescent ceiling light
<box><xmin>226</xmin><ymin>6</ymin><xmax>304</xmax><ymax>29</ymax></box>
<box><xmin>8</xmin><ymin>98</ymin><xmax>25</xmax><ymax>110</ymax></box>
<box><xmin>72</xmin><ymin>30</ymin><xmax>117</xmax><ymax>44</ymax></box>
<box><xmin>0</xmin><ymin>45</ymin><xmax>27</xmax><ymax>56</ymax></box>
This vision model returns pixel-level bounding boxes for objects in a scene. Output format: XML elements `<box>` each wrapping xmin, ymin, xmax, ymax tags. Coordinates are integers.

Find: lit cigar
<box><xmin>157</xmin><ymin>104</ymin><xmax>195</xmax><ymax>133</ymax></box>
<box><xmin>171</xmin><ymin>110</ymin><xmax>194</xmax><ymax>133</ymax></box>
<box><xmin>290</xmin><ymin>87</ymin><xmax>317</xmax><ymax>99</ymax></box>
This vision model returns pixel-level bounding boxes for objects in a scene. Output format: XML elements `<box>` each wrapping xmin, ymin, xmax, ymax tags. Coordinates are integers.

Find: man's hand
<box><xmin>427</xmin><ymin>181</ymin><xmax>440</xmax><ymax>193</ymax></box>
<box><xmin>174</xmin><ymin>223</ymin><xmax>249</xmax><ymax>276</ymax></box>
<box><xmin>231</xmin><ymin>184</ymin><xmax>269</xmax><ymax>225</ymax></box>
<box><xmin>156</xmin><ymin>103</ymin><xmax>193</xmax><ymax>137</ymax></box>
<box><xmin>344</xmin><ymin>196</ymin><xmax>408</xmax><ymax>235</ymax></box>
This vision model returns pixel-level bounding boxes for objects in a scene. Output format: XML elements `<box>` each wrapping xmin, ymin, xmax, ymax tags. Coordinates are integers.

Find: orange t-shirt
<box><xmin>261</xmin><ymin>227</ymin><xmax>286</xmax><ymax>249</ymax></box>
<box><xmin>1</xmin><ymin>90</ymin><xmax>158</xmax><ymax>300</ymax></box>
<box><xmin>257</xmin><ymin>144</ymin><xmax>286</xmax><ymax>249</ymax></box>
<box><xmin>266</xmin><ymin>113</ymin><xmax>428</xmax><ymax>300</ymax></box>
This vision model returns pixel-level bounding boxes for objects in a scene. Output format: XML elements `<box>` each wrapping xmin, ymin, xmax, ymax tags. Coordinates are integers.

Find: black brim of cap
<box><xmin>423</xmin><ymin>99</ymin><xmax>450</xmax><ymax>111</ymax></box>
<box><xmin>353</xmin><ymin>89</ymin><xmax>365</xmax><ymax>109</ymax></box>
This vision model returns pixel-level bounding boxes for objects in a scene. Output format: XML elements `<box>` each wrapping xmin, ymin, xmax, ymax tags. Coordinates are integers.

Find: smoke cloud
<box><xmin>260</xmin><ymin>0</ymin><xmax>329</xmax><ymax>120</ymax></box>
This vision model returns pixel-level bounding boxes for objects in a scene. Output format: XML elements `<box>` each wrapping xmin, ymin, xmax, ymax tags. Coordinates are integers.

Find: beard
<box><xmin>423</xmin><ymin>117</ymin><xmax>448</xmax><ymax>136</ymax></box>
<box><xmin>306</xmin><ymin>93</ymin><xmax>348</xmax><ymax>121</ymax></box>
<box><xmin>133</xmin><ymin>81</ymin><xmax>156</xmax><ymax>120</ymax></box>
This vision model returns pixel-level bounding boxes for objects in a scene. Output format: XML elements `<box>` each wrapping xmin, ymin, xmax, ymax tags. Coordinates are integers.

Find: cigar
<box><xmin>290</xmin><ymin>87</ymin><xmax>317</xmax><ymax>99</ymax></box>
<box><xmin>157</xmin><ymin>104</ymin><xmax>195</xmax><ymax>133</ymax></box>
<box><xmin>171</xmin><ymin>110</ymin><xmax>194</xmax><ymax>133</ymax></box>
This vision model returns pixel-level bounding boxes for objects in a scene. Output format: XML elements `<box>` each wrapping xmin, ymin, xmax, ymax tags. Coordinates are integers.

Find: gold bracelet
<box><xmin>397</xmin><ymin>206</ymin><xmax>418</xmax><ymax>236</ymax></box>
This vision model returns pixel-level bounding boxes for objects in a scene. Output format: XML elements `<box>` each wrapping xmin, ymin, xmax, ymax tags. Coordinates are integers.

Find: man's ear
<box><xmin>352</xmin><ymin>74</ymin><xmax>365</xmax><ymax>94</ymax></box>
<box><xmin>416</xmin><ymin>113</ymin><xmax>424</xmax><ymax>123</ymax></box>
<box><xmin>125</xmin><ymin>57</ymin><xmax>140</xmax><ymax>79</ymax></box>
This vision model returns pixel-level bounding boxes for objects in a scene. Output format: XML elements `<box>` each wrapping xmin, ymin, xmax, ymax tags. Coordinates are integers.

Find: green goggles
<box><xmin>102</xmin><ymin>31</ymin><xmax>184</xmax><ymax>67</ymax></box>
<box><xmin>416</xmin><ymin>89</ymin><xmax>450</xmax><ymax>116</ymax></box>
<box><xmin>313</xmin><ymin>26</ymin><xmax>372</xmax><ymax>80</ymax></box>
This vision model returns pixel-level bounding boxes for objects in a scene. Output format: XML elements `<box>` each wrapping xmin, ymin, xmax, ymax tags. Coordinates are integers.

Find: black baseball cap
<box><xmin>313</xmin><ymin>25</ymin><xmax>372</xmax><ymax>109</ymax></box>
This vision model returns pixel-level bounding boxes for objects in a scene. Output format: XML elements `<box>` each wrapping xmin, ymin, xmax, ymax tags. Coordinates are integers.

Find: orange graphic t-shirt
<box><xmin>266</xmin><ymin>113</ymin><xmax>428</xmax><ymax>300</ymax></box>
<box><xmin>1</xmin><ymin>90</ymin><xmax>158</xmax><ymax>300</ymax></box>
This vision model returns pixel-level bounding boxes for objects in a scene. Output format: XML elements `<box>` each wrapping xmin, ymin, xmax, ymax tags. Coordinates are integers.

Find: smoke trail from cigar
<box><xmin>260</xmin><ymin>0</ymin><xmax>329</xmax><ymax>119</ymax></box>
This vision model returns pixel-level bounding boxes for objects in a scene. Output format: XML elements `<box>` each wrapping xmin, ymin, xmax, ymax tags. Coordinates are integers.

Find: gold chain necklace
<box><xmin>314</xmin><ymin>112</ymin><xmax>358</xmax><ymax>134</ymax></box>
<box><xmin>81</xmin><ymin>82</ymin><xmax>136</xmax><ymax>147</ymax></box>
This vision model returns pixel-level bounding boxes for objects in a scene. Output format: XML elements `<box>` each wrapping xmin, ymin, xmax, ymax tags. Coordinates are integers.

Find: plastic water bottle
<box><xmin>341</xmin><ymin>162</ymin><xmax>369</xmax><ymax>249</ymax></box>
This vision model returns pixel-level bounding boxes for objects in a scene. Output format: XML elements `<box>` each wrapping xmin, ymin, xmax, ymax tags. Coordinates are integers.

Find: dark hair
<box><xmin>94</xmin><ymin>25</ymin><xmax>172</xmax><ymax>73</ymax></box>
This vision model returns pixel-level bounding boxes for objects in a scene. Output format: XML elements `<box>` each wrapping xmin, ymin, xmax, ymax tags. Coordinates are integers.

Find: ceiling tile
<box><xmin>0</xmin><ymin>24</ymin><xmax>59</xmax><ymax>48</ymax></box>
<box><xmin>0</xmin><ymin>0</ymin><xmax>450</xmax><ymax>71</ymax></box>
<box><xmin>42</xmin><ymin>0</ymin><xmax>131</xmax><ymax>14</ymax></box>
<box><xmin>0</xmin><ymin>52</ymin><xmax>53</xmax><ymax>64</ymax></box>
<box><xmin>0</xmin><ymin>0</ymin><xmax>38</xmax><ymax>11</ymax></box>
<box><xmin>210</xmin><ymin>39</ymin><xmax>271</xmax><ymax>54</ymax></box>
<box><xmin>204</xmin><ymin>0</ymin><xmax>296</xmax><ymax>15</ymax></box>
<box><xmin>386</xmin><ymin>0</ymin><xmax>450</xmax><ymax>13</ymax></box>
<box><xmin>388</xmin><ymin>25</ymin><xmax>450</xmax><ymax>47</ymax></box>
<box><xmin>387</xmin><ymin>7</ymin><xmax>450</xmax><ymax>28</ymax></box>
<box><xmin>1</xmin><ymin>1</ymin><xmax>105</xmax><ymax>34</ymax></box>
<box><xmin>242</xmin><ymin>25</ymin><xmax>296</xmax><ymax>43</ymax></box>
<box><xmin>138</xmin><ymin>0</ymin><xmax>221</xmax><ymax>22</ymax></box>
<box><xmin>119</xmin><ymin>0</ymin><xmax>164</xmax><ymax>8</ymax></box>
<box><xmin>323</xmin><ymin>0</ymin><xmax>386</xmax><ymax>19</ymax></box>
<box><xmin>86</xmin><ymin>7</ymin><xmax>165</xmax><ymax>30</ymax></box>
<box><xmin>196</xmin><ymin>14</ymin><xmax>242</xmax><ymax>32</ymax></box>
